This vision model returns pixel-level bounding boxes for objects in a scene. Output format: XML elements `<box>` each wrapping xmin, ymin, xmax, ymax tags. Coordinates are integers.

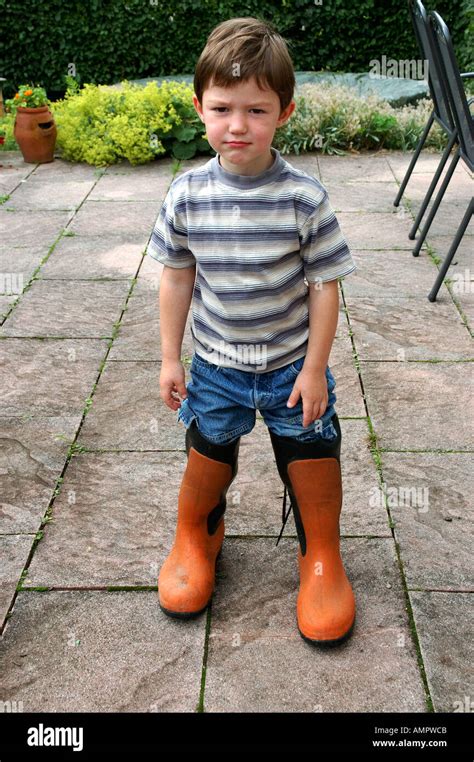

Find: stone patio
<box><xmin>0</xmin><ymin>147</ymin><xmax>472</xmax><ymax>713</ymax></box>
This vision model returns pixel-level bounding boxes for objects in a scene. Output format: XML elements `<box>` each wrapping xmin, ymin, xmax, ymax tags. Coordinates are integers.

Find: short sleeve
<box><xmin>299</xmin><ymin>191</ymin><xmax>356</xmax><ymax>283</ymax></box>
<box><xmin>146</xmin><ymin>186</ymin><xmax>196</xmax><ymax>269</ymax></box>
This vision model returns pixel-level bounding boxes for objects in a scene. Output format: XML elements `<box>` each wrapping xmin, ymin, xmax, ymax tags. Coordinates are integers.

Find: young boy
<box><xmin>147</xmin><ymin>17</ymin><xmax>357</xmax><ymax>646</ymax></box>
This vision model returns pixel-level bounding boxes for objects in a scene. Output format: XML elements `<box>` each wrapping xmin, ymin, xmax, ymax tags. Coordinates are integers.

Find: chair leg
<box><xmin>412</xmin><ymin>148</ymin><xmax>461</xmax><ymax>257</ymax></box>
<box><xmin>428</xmin><ymin>197</ymin><xmax>474</xmax><ymax>302</ymax></box>
<box><xmin>394</xmin><ymin>111</ymin><xmax>434</xmax><ymax>207</ymax></box>
<box><xmin>408</xmin><ymin>130</ymin><xmax>458</xmax><ymax>239</ymax></box>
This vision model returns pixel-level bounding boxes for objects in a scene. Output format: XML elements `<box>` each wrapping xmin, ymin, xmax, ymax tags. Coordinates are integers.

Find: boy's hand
<box><xmin>160</xmin><ymin>359</ymin><xmax>188</xmax><ymax>411</ymax></box>
<box><xmin>287</xmin><ymin>368</ymin><xmax>328</xmax><ymax>428</ymax></box>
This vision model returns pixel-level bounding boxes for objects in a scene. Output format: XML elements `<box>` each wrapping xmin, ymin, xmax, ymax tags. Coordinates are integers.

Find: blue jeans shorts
<box><xmin>176</xmin><ymin>353</ymin><xmax>339</xmax><ymax>445</ymax></box>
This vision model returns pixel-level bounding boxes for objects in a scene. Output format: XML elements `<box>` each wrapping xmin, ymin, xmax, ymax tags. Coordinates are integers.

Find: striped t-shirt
<box><xmin>147</xmin><ymin>146</ymin><xmax>356</xmax><ymax>373</ymax></box>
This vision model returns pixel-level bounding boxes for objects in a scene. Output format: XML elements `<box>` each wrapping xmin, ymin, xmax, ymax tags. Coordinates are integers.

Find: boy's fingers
<box><xmin>162</xmin><ymin>383</ymin><xmax>184</xmax><ymax>407</ymax></box>
<box><xmin>176</xmin><ymin>383</ymin><xmax>187</xmax><ymax>398</ymax></box>
<box><xmin>286</xmin><ymin>386</ymin><xmax>300</xmax><ymax>407</ymax></box>
<box><xmin>302</xmin><ymin>399</ymin><xmax>315</xmax><ymax>427</ymax></box>
<box><xmin>303</xmin><ymin>399</ymin><xmax>326</xmax><ymax>427</ymax></box>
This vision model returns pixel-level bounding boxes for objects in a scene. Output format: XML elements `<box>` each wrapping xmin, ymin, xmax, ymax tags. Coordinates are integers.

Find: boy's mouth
<box><xmin>225</xmin><ymin>141</ymin><xmax>250</xmax><ymax>147</ymax></box>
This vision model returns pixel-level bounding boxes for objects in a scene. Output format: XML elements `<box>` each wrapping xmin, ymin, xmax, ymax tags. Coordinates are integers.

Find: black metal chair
<box><xmin>394</xmin><ymin>0</ymin><xmax>457</xmax><ymax>225</ymax></box>
<box><xmin>422</xmin><ymin>11</ymin><xmax>473</xmax><ymax>301</ymax></box>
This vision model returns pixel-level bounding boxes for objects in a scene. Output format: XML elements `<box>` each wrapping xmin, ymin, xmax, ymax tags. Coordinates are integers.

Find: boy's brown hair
<box><xmin>194</xmin><ymin>17</ymin><xmax>295</xmax><ymax>113</ymax></box>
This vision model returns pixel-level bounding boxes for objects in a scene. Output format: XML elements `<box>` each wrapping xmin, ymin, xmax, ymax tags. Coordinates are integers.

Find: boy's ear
<box><xmin>193</xmin><ymin>94</ymin><xmax>205</xmax><ymax>122</ymax></box>
<box><xmin>277</xmin><ymin>99</ymin><xmax>296</xmax><ymax>127</ymax></box>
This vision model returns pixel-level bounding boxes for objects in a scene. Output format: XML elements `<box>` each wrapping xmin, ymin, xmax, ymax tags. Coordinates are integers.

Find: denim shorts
<box><xmin>176</xmin><ymin>353</ymin><xmax>339</xmax><ymax>445</ymax></box>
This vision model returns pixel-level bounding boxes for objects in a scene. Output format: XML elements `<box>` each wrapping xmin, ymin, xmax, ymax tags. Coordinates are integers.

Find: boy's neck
<box><xmin>218</xmin><ymin>149</ymin><xmax>275</xmax><ymax>176</ymax></box>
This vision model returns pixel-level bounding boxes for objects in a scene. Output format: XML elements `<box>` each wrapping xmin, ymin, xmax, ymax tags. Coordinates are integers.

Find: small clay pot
<box><xmin>14</xmin><ymin>105</ymin><xmax>57</xmax><ymax>163</ymax></box>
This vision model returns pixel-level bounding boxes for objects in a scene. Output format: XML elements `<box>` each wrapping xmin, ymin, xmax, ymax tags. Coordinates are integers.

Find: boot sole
<box><xmin>298</xmin><ymin>614</ymin><xmax>355</xmax><ymax>648</ymax></box>
<box><xmin>158</xmin><ymin>547</ymin><xmax>223</xmax><ymax>620</ymax></box>
<box><xmin>159</xmin><ymin>602</ymin><xmax>209</xmax><ymax>620</ymax></box>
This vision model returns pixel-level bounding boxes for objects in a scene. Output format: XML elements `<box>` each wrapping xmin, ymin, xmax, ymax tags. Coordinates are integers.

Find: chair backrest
<box><xmin>429</xmin><ymin>11</ymin><xmax>474</xmax><ymax>165</ymax></box>
<box><xmin>408</xmin><ymin>0</ymin><xmax>454</xmax><ymax>132</ymax></box>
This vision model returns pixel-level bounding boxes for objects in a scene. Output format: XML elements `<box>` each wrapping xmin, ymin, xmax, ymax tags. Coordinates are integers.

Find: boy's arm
<box><xmin>287</xmin><ymin>278</ymin><xmax>339</xmax><ymax>426</ymax></box>
<box><xmin>159</xmin><ymin>264</ymin><xmax>196</xmax><ymax>411</ymax></box>
<box><xmin>302</xmin><ymin>279</ymin><xmax>339</xmax><ymax>372</ymax></box>
<box><xmin>159</xmin><ymin>264</ymin><xmax>196</xmax><ymax>361</ymax></box>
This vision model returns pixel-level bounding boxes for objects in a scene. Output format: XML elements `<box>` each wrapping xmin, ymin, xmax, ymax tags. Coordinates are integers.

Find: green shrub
<box><xmin>0</xmin><ymin>0</ymin><xmax>468</xmax><ymax>104</ymax></box>
<box><xmin>273</xmin><ymin>83</ymin><xmax>445</xmax><ymax>155</ymax></box>
<box><xmin>0</xmin><ymin>110</ymin><xmax>17</xmax><ymax>149</ymax></box>
<box><xmin>49</xmin><ymin>77</ymin><xmax>210</xmax><ymax>166</ymax></box>
<box><xmin>0</xmin><ymin>78</ymin><xmax>447</xmax><ymax>163</ymax></box>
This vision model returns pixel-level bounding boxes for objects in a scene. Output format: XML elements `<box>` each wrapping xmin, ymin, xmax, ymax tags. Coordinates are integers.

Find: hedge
<box><xmin>0</xmin><ymin>0</ymin><xmax>471</xmax><ymax>103</ymax></box>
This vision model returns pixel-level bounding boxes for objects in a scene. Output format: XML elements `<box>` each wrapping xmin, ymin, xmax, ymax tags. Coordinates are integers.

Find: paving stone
<box><xmin>1</xmin><ymin>338</ymin><xmax>108</xmax><ymax>416</ymax></box>
<box><xmin>360</xmin><ymin>361</ymin><xmax>474</xmax><ymax>451</ymax></box>
<box><xmin>325</xmin><ymin>181</ymin><xmax>400</xmax><ymax>212</ymax></box>
<box><xmin>327</xmin><ymin>331</ymin><xmax>366</xmax><ymax>417</ymax></box>
<box><xmin>453</xmin><ymin>289</ymin><xmax>474</xmax><ymax>328</ymax></box>
<box><xmin>337</xmin><ymin>211</ymin><xmax>417</xmax><ymax>250</ymax></box>
<box><xmin>203</xmin><ymin>537</ymin><xmax>427</xmax><ymax>712</ymax></box>
<box><xmin>23</xmin><ymin>451</ymin><xmax>185</xmax><ymax>587</ymax></box>
<box><xmin>0</xmin><ymin>245</ymin><xmax>50</xmax><ymax>290</ymax></box>
<box><xmin>76</xmin><ymin>360</ymin><xmax>183</xmax><ymax>450</ymax></box>
<box><xmin>107</xmin><ymin>279</ymin><xmax>195</xmax><ymax>361</ymax></box>
<box><xmin>0</xmin><ymin>279</ymin><xmax>131</xmax><ymax>337</ymax></box>
<box><xmin>319</xmin><ymin>155</ymin><xmax>394</xmax><ymax>183</ymax></box>
<box><xmin>0</xmin><ymin>415</ymin><xmax>80</xmax><ymax>533</ymax></box>
<box><xmin>0</xmin><ymin>168</ymin><xmax>35</xmax><ymax>195</ymax></box>
<box><xmin>0</xmin><ymin>590</ymin><xmax>205</xmax><ymax>711</ymax></box>
<box><xmin>384</xmin><ymin>150</ymin><xmax>448</xmax><ymax>178</ymax></box>
<box><xmin>31</xmin><ymin>160</ymin><xmax>102</xmax><ymax>180</ymax></box>
<box><xmin>0</xmin><ymin>294</ymin><xmax>18</xmax><ymax>319</ymax></box>
<box><xmin>88</xmin><ymin>172</ymin><xmax>170</xmax><ymax>201</ymax></box>
<box><xmin>0</xmin><ymin>209</ymin><xmax>74</xmax><ymax>246</ymax></box>
<box><xmin>398</xmin><ymin>170</ymin><xmax>473</xmax><ymax>203</ymax></box>
<box><xmin>105</xmin><ymin>157</ymin><xmax>176</xmax><ymax>176</ymax></box>
<box><xmin>346</xmin><ymin>296</ymin><xmax>472</xmax><ymax>360</ymax></box>
<box><xmin>0</xmin><ymin>535</ymin><xmax>34</xmax><ymax>630</ymax></box>
<box><xmin>39</xmin><ymin>237</ymin><xmax>145</xmax><ymax>280</ymax></box>
<box><xmin>427</xmin><ymin>235</ymin><xmax>473</xmax><ymax>268</ymax></box>
<box><xmin>0</xmin><ymin>151</ymin><xmax>33</xmax><ymax>170</ymax></box>
<box><xmin>342</xmin><ymin>249</ymin><xmax>440</xmax><ymax>297</ymax></box>
<box><xmin>409</xmin><ymin>591</ymin><xmax>474</xmax><ymax>712</ymax></box>
<box><xmin>380</xmin><ymin>453</ymin><xmax>473</xmax><ymax>590</ymax></box>
<box><xmin>284</xmin><ymin>153</ymin><xmax>320</xmax><ymax>177</ymax></box>
<box><xmin>412</xmin><ymin>202</ymin><xmax>473</xmax><ymax>238</ymax></box>
<box><xmin>67</xmin><ymin>200</ymin><xmax>160</xmax><ymax>241</ymax></box>
<box><xmin>7</xmin><ymin>177</ymin><xmax>97</xmax><ymax>211</ymax></box>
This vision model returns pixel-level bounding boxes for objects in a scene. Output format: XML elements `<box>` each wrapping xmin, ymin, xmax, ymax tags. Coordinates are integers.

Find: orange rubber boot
<box><xmin>269</xmin><ymin>414</ymin><xmax>355</xmax><ymax>646</ymax></box>
<box><xmin>158</xmin><ymin>422</ymin><xmax>239</xmax><ymax>618</ymax></box>
<box><xmin>288</xmin><ymin>457</ymin><xmax>355</xmax><ymax>645</ymax></box>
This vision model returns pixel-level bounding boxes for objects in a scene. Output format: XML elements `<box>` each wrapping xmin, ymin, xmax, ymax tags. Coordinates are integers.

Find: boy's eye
<box><xmin>211</xmin><ymin>108</ymin><xmax>265</xmax><ymax>114</ymax></box>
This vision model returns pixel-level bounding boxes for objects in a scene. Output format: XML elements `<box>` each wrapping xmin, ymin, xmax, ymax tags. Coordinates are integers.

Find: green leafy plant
<box><xmin>0</xmin><ymin>111</ymin><xmax>17</xmax><ymax>149</ymax></box>
<box><xmin>274</xmin><ymin>83</ymin><xmax>445</xmax><ymax>155</ymax></box>
<box><xmin>4</xmin><ymin>84</ymin><xmax>51</xmax><ymax>115</ymax></box>
<box><xmin>0</xmin><ymin>77</ymin><xmax>448</xmax><ymax>160</ymax></box>
<box><xmin>49</xmin><ymin>77</ymin><xmax>211</xmax><ymax>166</ymax></box>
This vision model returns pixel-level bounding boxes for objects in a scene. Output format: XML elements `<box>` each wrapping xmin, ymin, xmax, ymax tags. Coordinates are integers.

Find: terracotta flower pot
<box><xmin>14</xmin><ymin>105</ymin><xmax>57</xmax><ymax>163</ymax></box>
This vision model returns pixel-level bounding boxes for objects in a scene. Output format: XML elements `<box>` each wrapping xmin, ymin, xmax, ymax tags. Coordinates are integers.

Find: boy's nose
<box><xmin>228</xmin><ymin>115</ymin><xmax>247</xmax><ymax>133</ymax></box>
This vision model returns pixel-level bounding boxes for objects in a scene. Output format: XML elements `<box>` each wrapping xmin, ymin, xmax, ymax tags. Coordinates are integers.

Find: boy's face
<box><xmin>193</xmin><ymin>76</ymin><xmax>295</xmax><ymax>175</ymax></box>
